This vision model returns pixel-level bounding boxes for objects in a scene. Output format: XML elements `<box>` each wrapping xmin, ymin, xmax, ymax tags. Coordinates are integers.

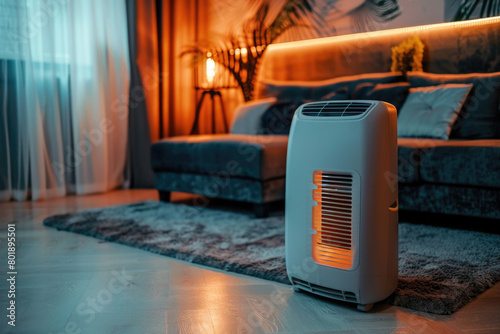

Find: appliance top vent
<box><xmin>301</xmin><ymin>101</ymin><xmax>373</xmax><ymax>118</ymax></box>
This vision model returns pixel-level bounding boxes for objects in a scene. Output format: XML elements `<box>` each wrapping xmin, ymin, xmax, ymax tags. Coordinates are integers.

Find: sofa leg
<box><xmin>158</xmin><ymin>190</ymin><xmax>171</xmax><ymax>202</ymax></box>
<box><xmin>254</xmin><ymin>203</ymin><xmax>270</xmax><ymax>218</ymax></box>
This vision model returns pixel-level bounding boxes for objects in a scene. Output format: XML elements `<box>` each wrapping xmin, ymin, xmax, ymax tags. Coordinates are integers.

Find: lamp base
<box><xmin>190</xmin><ymin>90</ymin><xmax>228</xmax><ymax>135</ymax></box>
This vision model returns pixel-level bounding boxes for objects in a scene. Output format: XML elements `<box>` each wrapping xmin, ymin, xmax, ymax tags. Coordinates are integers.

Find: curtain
<box><xmin>125</xmin><ymin>0</ymin><xmax>155</xmax><ymax>188</ymax></box>
<box><xmin>134</xmin><ymin>0</ymin><xmax>215</xmax><ymax>142</ymax></box>
<box><xmin>0</xmin><ymin>0</ymin><xmax>130</xmax><ymax>201</ymax></box>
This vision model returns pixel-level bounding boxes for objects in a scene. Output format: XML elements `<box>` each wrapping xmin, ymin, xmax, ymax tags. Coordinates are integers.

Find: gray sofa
<box><xmin>397</xmin><ymin>138</ymin><xmax>500</xmax><ymax>219</ymax></box>
<box><xmin>151</xmin><ymin>70</ymin><xmax>500</xmax><ymax>219</ymax></box>
<box><xmin>152</xmin><ymin>17</ymin><xmax>500</xmax><ymax>219</ymax></box>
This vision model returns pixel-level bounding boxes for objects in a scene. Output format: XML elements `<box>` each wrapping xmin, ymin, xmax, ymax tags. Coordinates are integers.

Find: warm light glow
<box><xmin>206</xmin><ymin>57</ymin><xmax>215</xmax><ymax>85</ymax></box>
<box><xmin>199</xmin><ymin>272</ymin><xmax>234</xmax><ymax>331</ymax></box>
<box><xmin>269</xmin><ymin>16</ymin><xmax>500</xmax><ymax>51</ymax></box>
<box><xmin>240</xmin><ymin>47</ymin><xmax>248</xmax><ymax>63</ymax></box>
<box><xmin>312</xmin><ymin>171</ymin><xmax>353</xmax><ymax>270</ymax></box>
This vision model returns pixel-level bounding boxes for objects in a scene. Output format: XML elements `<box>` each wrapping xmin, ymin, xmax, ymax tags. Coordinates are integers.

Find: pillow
<box><xmin>407</xmin><ymin>71</ymin><xmax>500</xmax><ymax>139</ymax></box>
<box><xmin>351</xmin><ymin>82</ymin><xmax>410</xmax><ymax>112</ymax></box>
<box><xmin>254</xmin><ymin>81</ymin><xmax>314</xmax><ymax>101</ymax></box>
<box><xmin>313</xmin><ymin>72</ymin><xmax>405</xmax><ymax>100</ymax></box>
<box><xmin>317</xmin><ymin>87</ymin><xmax>349</xmax><ymax>101</ymax></box>
<box><xmin>255</xmin><ymin>72</ymin><xmax>404</xmax><ymax>101</ymax></box>
<box><xmin>398</xmin><ymin>84</ymin><xmax>473</xmax><ymax>140</ymax></box>
<box><xmin>230</xmin><ymin>97</ymin><xmax>277</xmax><ymax>135</ymax></box>
<box><xmin>260</xmin><ymin>100</ymin><xmax>303</xmax><ymax>135</ymax></box>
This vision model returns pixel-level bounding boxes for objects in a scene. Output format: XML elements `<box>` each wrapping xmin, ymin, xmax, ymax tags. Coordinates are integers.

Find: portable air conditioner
<box><xmin>285</xmin><ymin>100</ymin><xmax>398</xmax><ymax>312</ymax></box>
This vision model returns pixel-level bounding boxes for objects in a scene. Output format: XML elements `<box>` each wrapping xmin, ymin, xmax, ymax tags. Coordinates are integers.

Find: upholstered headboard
<box><xmin>257</xmin><ymin>17</ymin><xmax>500</xmax><ymax>85</ymax></box>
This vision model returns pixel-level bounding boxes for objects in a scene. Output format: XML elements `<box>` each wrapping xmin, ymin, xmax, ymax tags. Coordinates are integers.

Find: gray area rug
<box><xmin>43</xmin><ymin>200</ymin><xmax>500</xmax><ymax>315</ymax></box>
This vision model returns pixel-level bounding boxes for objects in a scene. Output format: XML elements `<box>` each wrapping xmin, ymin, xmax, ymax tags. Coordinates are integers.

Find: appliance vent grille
<box><xmin>291</xmin><ymin>277</ymin><xmax>358</xmax><ymax>302</ymax></box>
<box><xmin>312</xmin><ymin>171</ymin><xmax>353</xmax><ymax>269</ymax></box>
<box><xmin>301</xmin><ymin>101</ymin><xmax>372</xmax><ymax>117</ymax></box>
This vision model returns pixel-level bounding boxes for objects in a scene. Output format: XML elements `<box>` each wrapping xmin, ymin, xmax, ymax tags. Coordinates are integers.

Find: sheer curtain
<box><xmin>0</xmin><ymin>0</ymin><xmax>130</xmax><ymax>201</ymax></box>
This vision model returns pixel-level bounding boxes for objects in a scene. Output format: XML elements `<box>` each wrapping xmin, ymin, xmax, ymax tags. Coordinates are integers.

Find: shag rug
<box><xmin>43</xmin><ymin>201</ymin><xmax>500</xmax><ymax>315</ymax></box>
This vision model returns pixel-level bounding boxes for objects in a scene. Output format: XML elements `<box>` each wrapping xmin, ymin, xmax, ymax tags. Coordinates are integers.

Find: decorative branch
<box><xmin>182</xmin><ymin>0</ymin><xmax>318</xmax><ymax>102</ymax></box>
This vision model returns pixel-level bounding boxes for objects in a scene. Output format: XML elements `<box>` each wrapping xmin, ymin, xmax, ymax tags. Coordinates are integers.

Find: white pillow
<box><xmin>397</xmin><ymin>84</ymin><xmax>473</xmax><ymax>139</ymax></box>
<box><xmin>230</xmin><ymin>97</ymin><xmax>277</xmax><ymax>135</ymax></box>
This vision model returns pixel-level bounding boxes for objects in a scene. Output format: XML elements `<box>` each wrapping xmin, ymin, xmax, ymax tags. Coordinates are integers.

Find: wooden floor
<box><xmin>0</xmin><ymin>189</ymin><xmax>499</xmax><ymax>334</ymax></box>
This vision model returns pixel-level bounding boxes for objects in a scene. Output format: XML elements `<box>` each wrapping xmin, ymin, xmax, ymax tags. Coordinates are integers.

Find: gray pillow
<box><xmin>255</xmin><ymin>72</ymin><xmax>404</xmax><ymax>101</ymax></box>
<box><xmin>230</xmin><ymin>98</ymin><xmax>277</xmax><ymax>135</ymax></box>
<box><xmin>398</xmin><ymin>84</ymin><xmax>473</xmax><ymax>139</ymax></box>
<box><xmin>407</xmin><ymin>71</ymin><xmax>500</xmax><ymax>139</ymax></box>
<box><xmin>352</xmin><ymin>82</ymin><xmax>410</xmax><ymax>112</ymax></box>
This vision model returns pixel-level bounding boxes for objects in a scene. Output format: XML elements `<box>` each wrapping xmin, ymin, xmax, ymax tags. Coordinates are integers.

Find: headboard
<box><xmin>257</xmin><ymin>17</ymin><xmax>500</xmax><ymax>84</ymax></box>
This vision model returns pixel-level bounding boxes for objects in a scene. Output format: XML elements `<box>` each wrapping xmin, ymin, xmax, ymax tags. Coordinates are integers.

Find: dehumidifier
<box><xmin>285</xmin><ymin>100</ymin><xmax>398</xmax><ymax>312</ymax></box>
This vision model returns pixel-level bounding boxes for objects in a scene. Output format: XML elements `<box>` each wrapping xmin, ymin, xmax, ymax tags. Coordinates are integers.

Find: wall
<box><xmin>202</xmin><ymin>0</ymin><xmax>449</xmax><ymax>123</ymax></box>
<box><xmin>207</xmin><ymin>0</ymin><xmax>447</xmax><ymax>43</ymax></box>
<box><xmin>381</xmin><ymin>0</ymin><xmax>445</xmax><ymax>30</ymax></box>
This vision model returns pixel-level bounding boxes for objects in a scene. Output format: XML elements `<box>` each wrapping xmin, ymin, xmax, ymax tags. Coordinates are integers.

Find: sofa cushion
<box><xmin>399</xmin><ymin>184</ymin><xmax>500</xmax><ymax>218</ymax></box>
<box><xmin>397</xmin><ymin>84</ymin><xmax>473</xmax><ymax>139</ymax></box>
<box><xmin>397</xmin><ymin>138</ymin><xmax>445</xmax><ymax>184</ymax></box>
<box><xmin>397</xmin><ymin>144</ymin><xmax>422</xmax><ymax>184</ymax></box>
<box><xmin>352</xmin><ymin>82</ymin><xmax>410</xmax><ymax>112</ymax></box>
<box><xmin>398</xmin><ymin>138</ymin><xmax>500</xmax><ymax>188</ymax></box>
<box><xmin>255</xmin><ymin>72</ymin><xmax>404</xmax><ymax>101</ymax></box>
<box><xmin>407</xmin><ymin>71</ymin><xmax>500</xmax><ymax>139</ymax></box>
<box><xmin>151</xmin><ymin>134</ymin><xmax>288</xmax><ymax>181</ymax></box>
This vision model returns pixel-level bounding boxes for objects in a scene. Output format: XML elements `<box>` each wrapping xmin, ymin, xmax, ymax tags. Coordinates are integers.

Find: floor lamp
<box><xmin>190</xmin><ymin>51</ymin><xmax>238</xmax><ymax>135</ymax></box>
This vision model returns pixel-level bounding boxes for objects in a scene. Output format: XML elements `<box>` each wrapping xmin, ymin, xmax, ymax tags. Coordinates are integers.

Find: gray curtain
<box><xmin>125</xmin><ymin>0</ymin><xmax>155</xmax><ymax>188</ymax></box>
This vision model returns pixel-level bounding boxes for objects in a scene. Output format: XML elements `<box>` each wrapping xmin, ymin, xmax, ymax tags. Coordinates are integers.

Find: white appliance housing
<box><xmin>285</xmin><ymin>100</ymin><xmax>398</xmax><ymax>311</ymax></box>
